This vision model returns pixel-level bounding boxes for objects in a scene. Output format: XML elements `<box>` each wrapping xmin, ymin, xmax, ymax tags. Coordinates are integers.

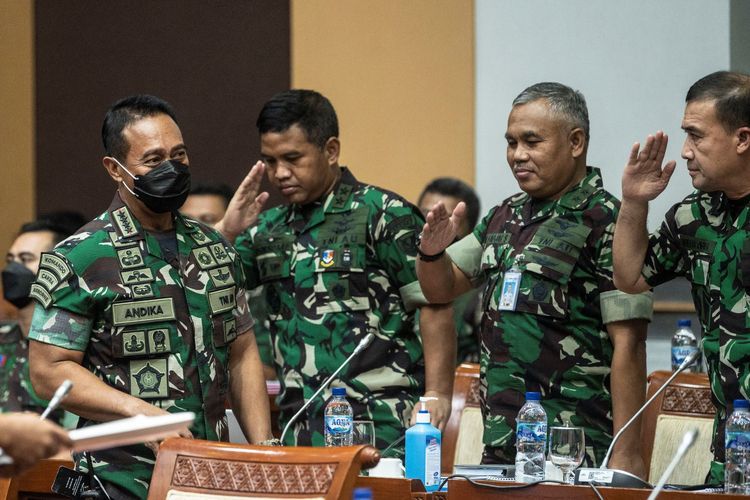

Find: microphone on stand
<box><xmin>575</xmin><ymin>349</ymin><xmax>701</xmax><ymax>488</ymax></box>
<box><xmin>279</xmin><ymin>333</ymin><xmax>375</xmax><ymax>445</ymax></box>
<box><xmin>646</xmin><ymin>428</ymin><xmax>699</xmax><ymax>500</ymax></box>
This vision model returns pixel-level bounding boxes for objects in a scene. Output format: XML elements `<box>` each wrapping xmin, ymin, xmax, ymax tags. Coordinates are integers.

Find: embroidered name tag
<box><xmin>208</xmin><ymin>286</ymin><xmax>236</xmax><ymax>315</ymax></box>
<box><xmin>112</xmin><ymin>298</ymin><xmax>176</xmax><ymax>326</ymax></box>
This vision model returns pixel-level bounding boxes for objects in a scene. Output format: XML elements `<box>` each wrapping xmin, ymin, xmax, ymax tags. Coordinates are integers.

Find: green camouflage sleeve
<box><xmin>590</xmin><ymin>207</ymin><xmax>653</xmax><ymax>322</ymax></box>
<box><xmin>373</xmin><ymin>200</ymin><xmax>425</xmax><ymax>311</ymax></box>
<box><xmin>234</xmin><ymin>226</ymin><xmax>273</xmax><ymax>365</ymax></box>
<box><xmin>446</xmin><ymin>207</ymin><xmax>495</xmax><ymax>285</ymax></box>
<box><xmin>642</xmin><ymin>203</ymin><xmax>690</xmax><ymax>287</ymax></box>
<box><xmin>28</xmin><ymin>305</ymin><xmax>93</xmax><ymax>351</ymax></box>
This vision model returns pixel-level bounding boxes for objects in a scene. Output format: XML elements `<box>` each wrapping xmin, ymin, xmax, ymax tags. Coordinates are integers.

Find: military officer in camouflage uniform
<box><xmin>231</xmin><ymin>89</ymin><xmax>455</xmax><ymax>449</ymax></box>
<box><xmin>613</xmin><ymin>71</ymin><xmax>750</xmax><ymax>484</ymax></box>
<box><xmin>28</xmin><ymin>95</ymin><xmax>272</xmax><ymax>499</ymax></box>
<box><xmin>418</xmin><ymin>82</ymin><xmax>652</xmax><ymax>476</ymax></box>
<box><xmin>1</xmin><ymin>218</ymin><xmax>80</xmax><ymax>419</ymax></box>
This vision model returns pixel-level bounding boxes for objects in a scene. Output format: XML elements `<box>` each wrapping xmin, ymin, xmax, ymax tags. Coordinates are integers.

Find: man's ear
<box><xmin>736</xmin><ymin>126</ymin><xmax>750</xmax><ymax>155</ymax></box>
<box><xmin>569</xmin><ymin>128</ymin><xmax>586</xmax><ymax>159</ymax></box>
<box><xmin>324</xmin><ymin>137</ymin><xmax>340</xmax><ymax>166</ymax></box>
<box><xmin>103</xmin><ymin>157</ymin><xmax>123</xmax><ymax>183</ymax></box>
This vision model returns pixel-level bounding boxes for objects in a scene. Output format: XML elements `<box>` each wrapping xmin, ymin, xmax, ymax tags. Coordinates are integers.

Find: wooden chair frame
<box><xmin>442</xmin><ymin>363</ymin><xmax>481</xmax><ymax>474</ymax></box>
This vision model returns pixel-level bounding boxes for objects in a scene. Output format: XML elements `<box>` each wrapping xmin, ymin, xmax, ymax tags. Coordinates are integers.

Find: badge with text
<box><xmin>498</xmin><ymin>255</ymin><xmax>524</xmax><ymax>311</ymax></box>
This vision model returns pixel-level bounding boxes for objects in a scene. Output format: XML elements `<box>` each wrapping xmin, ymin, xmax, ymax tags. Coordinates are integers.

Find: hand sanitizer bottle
<box><xmin>405</xmin><ymin>396</ymin><xmax>442</xmax><ymax>492</ymax></box>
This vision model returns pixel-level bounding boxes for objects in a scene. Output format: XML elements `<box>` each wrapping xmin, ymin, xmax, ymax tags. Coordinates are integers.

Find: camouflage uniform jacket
<box><xmin>28</xmin><ymin>194</ymin><xmax>253</xmax><ymax>499</ymax></box>
<box><xmin>0</xmin><ymin>321</ymin><xmax>48</xmax><ymax>414</ymax></box>
<box><xmin>446</xmin><ymin>167</ymin><xmax>652</xmax><ymax>465</ymax></box>
<box><xmin>236</xmin><ymin>167</ymin><xmax>427</xmax><ymax>449</ymax></box>
<box><xmin>641</xmin><ymin>190</ymin><xmax>750</xmax><ymax>481</ymax></box>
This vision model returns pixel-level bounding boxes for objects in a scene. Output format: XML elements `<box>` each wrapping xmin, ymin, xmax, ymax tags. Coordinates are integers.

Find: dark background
<box><xmin>35</xmin><ymin>0</ymin><xmax>290</xmax><ymax>218</ymax></box>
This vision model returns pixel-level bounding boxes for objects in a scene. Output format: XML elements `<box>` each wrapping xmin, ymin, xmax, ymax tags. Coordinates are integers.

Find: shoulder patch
<box><xmin>29</xmin><ymin>283</ymin><xmax>53</xmax><ymax>308</ymax></box>
<box><xmin>39</xmin><ymin>252</ymin><xmax>72</xmax><ymax>281</ymax></box>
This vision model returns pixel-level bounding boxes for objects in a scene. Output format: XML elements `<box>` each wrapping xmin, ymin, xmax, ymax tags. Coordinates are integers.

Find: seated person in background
<box><xmin>180</xmin><ymin>183</ymin><xmax>233</xmax><ymax>226</ymax></box>
<box><xmin>0</xmin><ymin>412</ymin><xmax>72</xmax><ymax>477</ymax></box>
<box><xmin>230</xmin><ymin>89</ymin><xmax>456</xmax><ymax>449</ymax></box>
<box><xmin>613</xmin><ymin>70</ymin><xmax>750</xmax><ymax>485</ymax></box>
<box><xmin>418</xmin><ymin>177</ymin><xmax>481</xmax><ymax>363</ymax></box>
<box><xmin>1</xmin><ymin>214</ymin><xmax>84</xmax><ymax>418</ymax></box>
<box><xmin>417</xmin><ymin>82</ymin><xmax>652</xmax><ymax>476</ymax></box>
<box><xmin>27</xmin><ymin>94</ymin><xmax>272</xmax><ymax>499</ymax></box>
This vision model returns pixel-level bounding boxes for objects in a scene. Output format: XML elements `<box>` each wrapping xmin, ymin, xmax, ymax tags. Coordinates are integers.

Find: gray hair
<box><xmin>512</xmin><ymin>82</ymin><xmax>590</xmax><ymax>142</ymax></box>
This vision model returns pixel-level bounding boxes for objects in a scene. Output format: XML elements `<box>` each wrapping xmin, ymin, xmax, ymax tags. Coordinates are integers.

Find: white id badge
<box><xmin>498</xmin><ymin>270</ymin><xmax>522</xmax><ymax>311</ymax></box>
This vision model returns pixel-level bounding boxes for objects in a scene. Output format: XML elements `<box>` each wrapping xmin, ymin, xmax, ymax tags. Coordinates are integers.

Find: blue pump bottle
<box><xmin>405</xmin><ymin>396</ymin><xmax>442</xmax><ymax>492</ymax></box>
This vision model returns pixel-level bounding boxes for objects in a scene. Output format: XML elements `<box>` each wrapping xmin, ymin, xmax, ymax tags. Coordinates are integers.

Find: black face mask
<box><xmin>119</xmin><ymin>159</ymin><xmax>191</xmax><ymax>213</ymax></box>
<box><xmin>1</xmin><ymin>261</ymin><xmax>36</xmax><ymax>309</ymax></box>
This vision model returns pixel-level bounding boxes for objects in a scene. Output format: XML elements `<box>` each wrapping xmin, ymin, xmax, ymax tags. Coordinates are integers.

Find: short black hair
<box><xmin>418</xmin><ymin>177</ymin><xmax>481</xmax><ymax>230</ymax></box>
<box><xmin>686</xmin><ymin>71</ymin><xmax>750</xmax><ymax>133</ymax></box>
<box><xmin>256</xmin><ymin>89</ymin><xmax>338</xmax><ymax>148</ymax></box>
<box><xmin>102</xmin><ymin>94</ymin><xmax>178</xmax><ymax>160</ymax></box>
<box><xmin>189</xmin><ymin>183</ymin><xmax>233</xmax><ymax>208</ymax></box>
<box><xmin>19</xmin><ymin>211</ymin><xmax>87</xmax><ymax>245</ymax></box>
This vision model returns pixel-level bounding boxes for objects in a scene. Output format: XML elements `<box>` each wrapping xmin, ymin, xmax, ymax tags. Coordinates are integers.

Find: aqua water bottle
<box><xmin>405</xmin><ymin>396</ymin><xmax>442</xmax><ymax>492</ymax></box>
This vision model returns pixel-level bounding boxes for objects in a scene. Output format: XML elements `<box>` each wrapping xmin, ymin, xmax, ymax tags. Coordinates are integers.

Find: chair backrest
<box><xmin>442</xmin><ymin>363</ymin><xmax>483</xmax><ymax>473</ymax></box>
<box><xmin>640</xmin><ymin>370</ymin><xmax>715</xmax><ymax>485</ymax></box>
<box><xmin>147</xmin><ymin>438</ymin><xmax>380</xmax><ymax>500</ymax></box>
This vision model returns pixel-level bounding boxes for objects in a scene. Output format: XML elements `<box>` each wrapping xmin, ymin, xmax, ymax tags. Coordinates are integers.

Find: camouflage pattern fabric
<box><xmin>641</xmin><ymin>190</ymin><xmax>750</xmax><ymax>484</ymax></box>
<box><xmin>28</xmin><ymin>193</ymin><xmax>253</xmax><ymax>499</ymax></box>
<box><xmin>447</xmin><ymin>167</ymin><xmax>652</xmax><ymax>466</ymax></box>
<box><xmin>236</xmin><ymin>167</ymin><xmax>426</xmax><ymax>450</ymax></box>
<box><xmin>453</xmin><ymin>289</ymin><xmax>481</xmax><ymax>364</ymax></box>
<box><xmin>0</xmin><ymin>321</ymin><xmax>49</xmax><ymax>414</ymax></box>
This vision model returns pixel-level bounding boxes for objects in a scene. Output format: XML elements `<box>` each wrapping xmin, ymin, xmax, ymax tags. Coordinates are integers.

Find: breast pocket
<box><xmin>256</xmin><ymin>238</ymin><xmax>294</xmax><ymax>321</ymax></box>
<box><xmin>313</xmin><ymin>245</ymin><xmax>370</xmax><ymax>314</ymax></box>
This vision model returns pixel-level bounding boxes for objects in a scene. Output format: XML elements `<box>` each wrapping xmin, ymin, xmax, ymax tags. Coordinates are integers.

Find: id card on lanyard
<box><xmin>498</xmin><ymin>254</ymin><xmax>524</xmax><ymax>311</ymax></box>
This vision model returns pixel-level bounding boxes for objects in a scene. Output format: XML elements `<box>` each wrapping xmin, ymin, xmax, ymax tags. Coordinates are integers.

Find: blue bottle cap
<box><xmin>332</xmin><ymin>387</ymin><xmax>347</xmax><ymax>396</ymax></box>
<box><xmin>677</xmin><ymin>319</ymin><xmax>691</xmax><ymax>327</ymax></box>
<box><xmin>525</xmin><ymin>391</ymin><xmax>541</xmax><ymax>401</ymax></box>
<box><xmin>353</xmin><ymin>487</ymin><xmax>373</xmax><ymax>500</ymax></box>
<box><xmin>734</xmin><ymin>399</ymin><xmax>749</xmax><ymax>410</ymax></box>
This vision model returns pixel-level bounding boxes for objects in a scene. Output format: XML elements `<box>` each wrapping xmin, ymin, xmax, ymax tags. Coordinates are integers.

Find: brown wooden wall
<box><xmin>34</xmin><ymin>0</ymin><xmax>291</xmax><ymax>219</ymax></box>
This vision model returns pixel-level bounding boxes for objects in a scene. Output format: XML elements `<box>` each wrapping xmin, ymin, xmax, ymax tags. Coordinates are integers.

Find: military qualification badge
<box><xmin>321</xmin><ymin>249</ymin><xmax>335</xmax><ymax>268</ymax></box>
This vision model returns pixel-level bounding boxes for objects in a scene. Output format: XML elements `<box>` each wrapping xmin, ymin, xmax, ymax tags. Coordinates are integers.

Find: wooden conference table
<box><xmin>3</xmin><ymin>459</ymin><xmax>746</xmax><ymax>500</ymax></box>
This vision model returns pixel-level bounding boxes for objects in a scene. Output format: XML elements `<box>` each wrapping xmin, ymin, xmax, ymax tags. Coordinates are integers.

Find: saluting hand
<box><xmin>621</xmin><ymin>131</ymin><xmax>677</xmax><ymax>203</ymax></box>
<box><xmin>420</xmin><ymin>201</ymin><xmax>467</xmax><ymax>257</ymax></box>
<box><xmin>215</xmin><ymin>161</ymin><xmax>270</xmax><ymax>243</ymax></box>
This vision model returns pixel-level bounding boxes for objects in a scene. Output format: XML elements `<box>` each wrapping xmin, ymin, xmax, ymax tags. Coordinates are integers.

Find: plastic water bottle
<box><xmin>671</xmin><ymin>319</ymin><xmax>700</xmax><ymax>372</ymax></box>
<box><xmin>324</xmin><ymin>387</ymin><xmax>353</xmax><ymax>446</ymax></box>
<box><xmin>725</xmin><ymin>399</ymin><xmax>750</xmax><ymax>493</ymax></box>
<box><xmin>515</xmin><ymin>391</ymin><xmax>547</xmax><ymax>483</ymax></box>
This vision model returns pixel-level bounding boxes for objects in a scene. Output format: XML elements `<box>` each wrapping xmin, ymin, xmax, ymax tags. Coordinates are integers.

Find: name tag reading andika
<box><xmin>498</xmin><ymin>254</ymin><xmax>524</xmax><ymax>311</ymax></box>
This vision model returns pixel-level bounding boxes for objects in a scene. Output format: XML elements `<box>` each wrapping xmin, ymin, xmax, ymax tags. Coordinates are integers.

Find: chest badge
<box><xmin>133</xmin><ymin>362</ymin><xmax>165</xmax><ymax>395</ymax></box>
<box><xmin>321</xmin><ymin>249</ymin><xmax>335</xmax><ymax>268</ymax></box>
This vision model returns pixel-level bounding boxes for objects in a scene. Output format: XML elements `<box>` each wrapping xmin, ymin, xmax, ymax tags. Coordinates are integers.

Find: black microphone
<box><xmin>279</xmin><ymin>333</ymin><xmax>375</xmax><ymax>444</ymax></box>
<box><xmin>575</xmin><ymin>349</ymin><xmax>701</xmax><ymax>488</ymax></box>
<box><xmin>647</xmin><ymin>428</ymin><xmax>699</xmax><ymax>500</ymax></box>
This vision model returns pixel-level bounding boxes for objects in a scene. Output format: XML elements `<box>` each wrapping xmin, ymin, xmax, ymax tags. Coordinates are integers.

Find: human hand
<box><xmin>621</xmin><ymin>131</ymin><xmax>676</xmax><ymax>203</ymax></box>
<box><xmin>408</xmin><ymin>392</ymin><xmax>452</xmax><ymax>432</ymax></box>
<box><xmin>419</xmin><ymin>201</ymin><xmax>466</xmax><ymax>256</ymax></box>
<box><xmin>215</xmin><ymin>161</ymin><xmax>269</xmax><ymax>243</ymax></box>
<box><xmin>0</xmin><ymin>413</ymin><xmax>72</xmax><ymax>477</ymax></box>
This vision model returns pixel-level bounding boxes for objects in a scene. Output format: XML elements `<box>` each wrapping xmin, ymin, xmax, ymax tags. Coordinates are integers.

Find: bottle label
<box><xmin>424</xmin><ymin>436</ymin><xmax>441</xmax><ymax>487</ymax></box>
<box><xmin>672</xmin><ymin>345</ymin><xmax>698</xmax><ymax>367</ymax></box>
<box><xmin>726</xmin><ymin>431</ymin><xmax>750</xmax><ymax>451</ymax></box>
<box><xmin>516</xmin><ymin>422</ymin><xmax>547</xmax><ymax>444</ymax></box>
<box><xmin>325</xmin><ymin>415</ymin><xmax>352</xmax><ymax>435</ymax></box>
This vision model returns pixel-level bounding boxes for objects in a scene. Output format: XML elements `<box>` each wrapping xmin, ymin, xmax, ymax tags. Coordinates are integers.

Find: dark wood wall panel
<box><xmin>35</xmin><ymin>0</ymin><xmax>290</xmax><ymax>218</ymax></box>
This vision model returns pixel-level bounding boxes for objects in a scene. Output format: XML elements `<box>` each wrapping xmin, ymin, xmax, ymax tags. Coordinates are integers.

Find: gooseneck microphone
<box><xmin>279</xmin><ymin>333</ymin><xmax>375</xmax><ymax>445</ymax></box>
<box><xmin>575</xmin><ymin>349</ymin><xmax>701</xmax><ymax>488</ymax></box>
<box><xmin>647</xmin><ymin>428</ymin><xmax>699</xmax><ymax>500</ymax></box>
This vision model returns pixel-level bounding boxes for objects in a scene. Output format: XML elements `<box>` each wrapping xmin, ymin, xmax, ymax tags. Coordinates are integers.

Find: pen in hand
<box><xmin>40</xmin><ymin>379</ymin><xmax>73</xmax><ymax>420</ymax></box>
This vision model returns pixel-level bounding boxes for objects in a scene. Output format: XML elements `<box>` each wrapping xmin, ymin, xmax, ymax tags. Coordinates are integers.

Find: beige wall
<box><xmin>0</xmin><ymin>0</ymin><xmax>34</xmax><ymax>256</ymax></box>
<box><xmin>291</xmin><ymin>0</ymin><xmax>474</xmax><ymax>205</ymax></box>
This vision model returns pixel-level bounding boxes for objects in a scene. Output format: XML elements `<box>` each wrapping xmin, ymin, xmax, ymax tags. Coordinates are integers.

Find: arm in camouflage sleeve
<box><xmin>606</xmin><ymin>319</ymin><xmax>648</xmax><ymax>479</ymax></box>
<box><xmin>614</xmin><ymin>132</ymin><xmax>676</xmax><ymax>293</ymax></box>
<box><xmin>29</xmin><ymin>310</ymin><xmax>189</xmax><ymax>425</ymax></box>
<box><xmin>228</xmin><ymin>329</ymin><xmax>274</xmax><ymax>443</ymax></box>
